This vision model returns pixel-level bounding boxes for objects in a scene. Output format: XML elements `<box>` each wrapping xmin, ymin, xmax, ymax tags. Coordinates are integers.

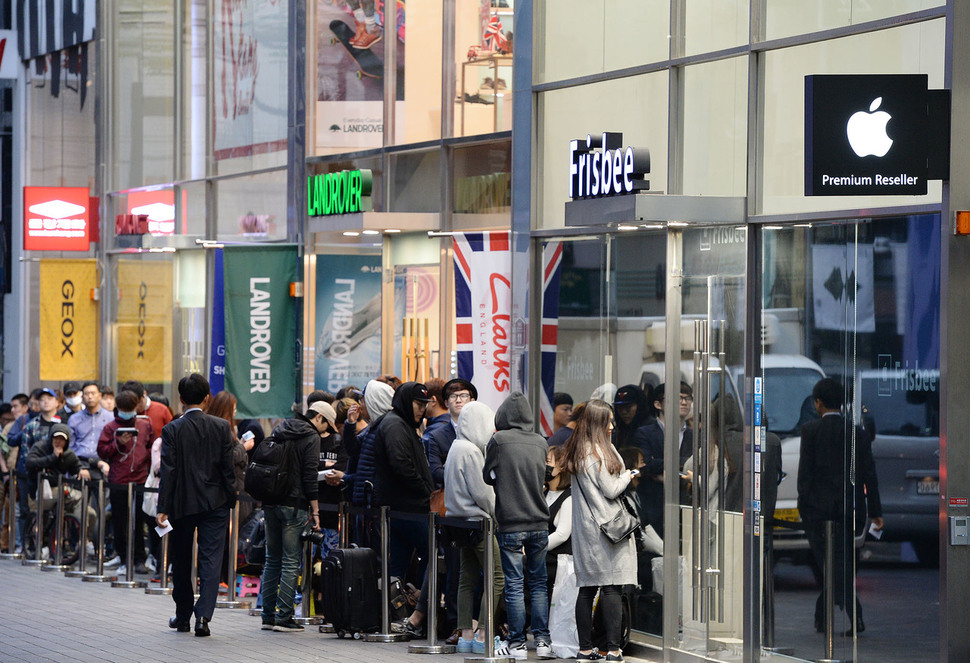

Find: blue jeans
<box><xmin>497</xmin><ymin>530</ymin><xmax>550</xmax><ymax>644</ymax></box>
<box><xmin>260</xmin><ymin>505</ymin><xmax>307</xmax><ymax>624</ymax></box>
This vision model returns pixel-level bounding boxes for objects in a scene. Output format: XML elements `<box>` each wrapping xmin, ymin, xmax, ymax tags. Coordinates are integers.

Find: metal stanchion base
<box><xmin>764</xmin><ymin>647</ymin><xmax>794</xmax><ymax>656</ymax></box>
<box><xmin>817</xmin><ymin>659</ymin><xmax>851</xmax><ymax>663</ymax></box>
<box><xmin>464</xmin><ymin>656</ymin><xmax>513</xmax><ymax>663</ymax></box>
<box><xmin>364</xmin><ymin>632</ymin><xmax>409</xmax><ymax>643</ymax></box>
<box><xmin>249</xmin><ymin>608</ymin><xmax>262</xmax><ymax>617</ymax></box>
<box><xmin>111</xmin><ymin>580</ymin><xmax>148</xmax><ymax>588</ymax></box>
<box><xmin>0</xmin><ymin>552</ymin><xmax>25</xmax><ymax>560</ymax></box>
<box><xmin>82</xmin><ymin>574</ymin><xmax>117</xmax><ymax>582</ymax></box>
<box><xmin>319</xmin><ymin>624</ymin><xmax>336</xmax><ymax>633</ymax></box>
<box><xmin>409</xmin><ymin>644</ymin><xmax>457</xmax><ymax>654</ymax></box>
<box><xmin>146</xmin><ymin>587</ymin><xmax>173</xmax><ymax>595</ymax></box>
<box><xmin>64</xmin><ymin>568</ymin><xmax>91</xmax><ymax>578</ymax></box>
<box><xmin>216</xmin><ymin>600</ymin><xmax>253</xmax><ymax>609</ymax></box>
<box><xmin>293</xmin><ymin>616</ymin><xmax>322</xmax><ymax>625</ymax></box>
<box><xmin>41</xmin><ymin>564</ymin><xmax>71</xmax><ymax>572</ymax></box>
<box><xmin>22</xmin><ymin>558</ymin><xmax>49</xmax><ymax>566</ymax></box>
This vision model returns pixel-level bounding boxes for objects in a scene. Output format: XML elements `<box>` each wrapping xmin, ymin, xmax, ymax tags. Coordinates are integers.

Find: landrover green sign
<box><xmin>307</xmin><ymin>169</ymin><xmax>373</xmax><ymax>216</ymax></box>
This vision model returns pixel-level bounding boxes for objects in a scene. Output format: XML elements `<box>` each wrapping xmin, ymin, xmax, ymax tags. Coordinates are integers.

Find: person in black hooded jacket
<box><xmin>612</xmin><ymin>384</ymin><xmax>650</xmax><ymax>449</ymax></box>
<box><xmin>372</xmin><ymin>381</ymin><xmax>435</xmax><ymax>590</ymax></box>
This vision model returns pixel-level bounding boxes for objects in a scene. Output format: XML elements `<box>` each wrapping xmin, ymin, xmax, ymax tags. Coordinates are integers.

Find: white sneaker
<box><xmin>116</xmin><ymin>564</ymin><xmax>127</xmax><ymax>576</ymax></box>
<box><xmin>104</xmin><ymin>555</ymin><xmax>121</xmax><ymax>568</ymax></box>
<box><xmin>85</xmin><ymin>541</ymin><xmax>95</xmax><ymax>556</ymax></box>
<box><xmin>510</xmin><ymin>642</ymin><xmax>529</xmax><ymax>660</ymax></box>
<box><xmin>41</xmin><ymin>546</ymin><xmax>50</xmax><ymax>561</ymax></box>
<box><xmin>495</xmin><ymin>640</ymin><xmax>512</xmax><ymax>657</ymax></box>
<box><xmin>145</xmin><ymin>555</ymin><xmax>156</xmax><ymax>572</ymax></box>
<box><xmin>536</xmin><ymin>641</ymin><xmax>555</xmax><ymax>659</ymax></box>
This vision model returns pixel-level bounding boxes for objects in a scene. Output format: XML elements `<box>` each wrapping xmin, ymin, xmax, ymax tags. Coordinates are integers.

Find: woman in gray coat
<box><xmin>563</xmin><ymin>399</ymin><xmax>638</xmax><ymax>662</ymax></box>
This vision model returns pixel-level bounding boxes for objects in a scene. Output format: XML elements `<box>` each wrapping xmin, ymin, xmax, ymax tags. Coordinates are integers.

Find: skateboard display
<box><xmin>330</xmin><ymin>20</ymin><xmax>383</xmax><ymax>79</ymax></box>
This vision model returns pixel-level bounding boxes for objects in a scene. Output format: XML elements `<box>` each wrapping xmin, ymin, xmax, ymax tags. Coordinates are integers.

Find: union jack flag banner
<box><xmin>537</xmin><ymin>241</ymin><xmax>563</xmax><ymax>436</ymax></box>
<box><xmin>483</xmin><ymin>14</ymin><xmax>507</xmax><ymax>52</ymax></box>
<box><xmin>454</xmin><ymin>232</ymin><xmax>512</xmax><ymax>412</ymax></box>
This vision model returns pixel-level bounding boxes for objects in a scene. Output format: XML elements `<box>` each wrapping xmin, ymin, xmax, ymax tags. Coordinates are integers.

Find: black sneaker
<box><xmin>576</xmin><ymin>652</ymin><xmax>604</xmax><ymax>662</ymax></box>
<box><xmin>261</xmin><ymin>620</ymin><xmax>275</xmax><ymax>631</ymax></box>
<box><xmin>391</xmin><ymin>617</ymin><xmax>425</xmax><ymax>638</ymax></box>
<box><xmin>273</xmin><ymin>619</ymin><xmax>305</xmax><ymax>633</ymax></box>
<box><xmin>605</xmin><ymin>654</ymin><xmax>623</xmax><ymax>662</ymax></box>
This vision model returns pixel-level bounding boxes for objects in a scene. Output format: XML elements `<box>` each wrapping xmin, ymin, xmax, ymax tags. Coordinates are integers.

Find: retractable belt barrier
<box><xmin>0</xmin><ymin>471</ymin><xmax>24</xmax><ymax>560</ymax></box>
<box><xmin>40</xmin><ymin>473</ymin><xmax>70</xmax><ymax>572</ymax></box>
<box><xmin>23</xmin><ymin>471</ymin><xmax>49</xmax><ymax>567</ymax></box>
<box><xmin>217</xmin><ymin>505</ymin><xmax>251</xmax><ymax>609</ymax></box>
<box><xmin>64</xmin><ymin>477</ymin><xmax>90</xmax><ymax>577</ymax></box>
<box><xmin>83</xmin><ymin>480</ymin><xmax>116</xmax><ymax>583</ymax></box>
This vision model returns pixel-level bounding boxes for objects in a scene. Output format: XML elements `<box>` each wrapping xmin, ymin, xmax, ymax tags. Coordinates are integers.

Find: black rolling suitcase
<box><xmin>321</xmin><ymin>547</ymin><xmax>381</xmax><ymax>638</ymax></box>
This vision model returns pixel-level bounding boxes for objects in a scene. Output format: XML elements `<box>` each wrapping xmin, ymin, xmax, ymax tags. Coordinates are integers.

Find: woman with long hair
<box><xmin>206</xmin><ymin>391</ymin><xmax>252</xmax><ymax>520</ymax></box>
<box><xmin>562</xmin><ymin>399</ymin><xmax>638</xmax><ymax>662</ymax></box>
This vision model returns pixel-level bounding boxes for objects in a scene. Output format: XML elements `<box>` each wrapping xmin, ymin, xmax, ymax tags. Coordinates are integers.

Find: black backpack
<box><xmin>245</xmin><ymin>434</ymin><xmax>294</xmax><ymax>504</ymax></box>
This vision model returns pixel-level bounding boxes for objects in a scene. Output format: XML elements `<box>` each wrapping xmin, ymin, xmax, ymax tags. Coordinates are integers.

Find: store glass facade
<box><xmin>526</xmin><ymin>1</ymin><xmax>946</xmax><ymax>660</ymax></box>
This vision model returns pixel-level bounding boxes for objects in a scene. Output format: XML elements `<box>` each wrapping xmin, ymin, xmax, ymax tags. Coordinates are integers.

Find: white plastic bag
<box><xmin>549</xmin><ymin>554</ymin><xmax>580</xmax><ymax>658</ymax></box>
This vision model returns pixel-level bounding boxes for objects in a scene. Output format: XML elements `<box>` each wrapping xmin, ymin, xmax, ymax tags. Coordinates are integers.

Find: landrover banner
<box><xmin>224</xmin><ymin>245</ymin><xmax>298</xmax><ymax>418</ymax></box>
<box><xmin>39</xmin><ymin>259</ymin><xmax>99</xmax><ymax>380</ymax></box>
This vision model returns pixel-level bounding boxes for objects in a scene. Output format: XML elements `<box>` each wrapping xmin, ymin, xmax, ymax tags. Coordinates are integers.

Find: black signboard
<box><xmin>805</xmin><ymin>74</ymin><xmax>929</xmax><ymax>196</ymax></box>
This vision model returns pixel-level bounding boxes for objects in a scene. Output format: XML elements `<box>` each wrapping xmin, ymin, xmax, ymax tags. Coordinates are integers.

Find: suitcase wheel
<box><xmin>353</xmin><ymin>631</ymin><xmax>363</xmax><ymax>640</ymax></box>
<box><xmin>337</xmin><ymin>630</ymin><xmax>347</xmax><ymax>639</ymax></box>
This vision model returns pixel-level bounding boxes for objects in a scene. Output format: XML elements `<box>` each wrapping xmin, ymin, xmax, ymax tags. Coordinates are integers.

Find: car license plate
<box><xmin>774</xmin><ymin>508</ymin><xmax>800</xmax><ymax>522</ymax></box>
<box><xmin>917</xmin><ymin>480</ymin><xmax>940</xmax><ymax>495</ymax></box>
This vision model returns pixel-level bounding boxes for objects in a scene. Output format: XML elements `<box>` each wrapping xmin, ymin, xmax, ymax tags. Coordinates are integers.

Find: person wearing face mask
<box><xmin>121</xmin><ymin>380</ymin><xmax>173</xmax><ymax>443</ymax></box>
<box><xmin>544</xmin><ymin>445</ymin><xmax>572</xmax><ymax>594</ymax></box>
<box><xmin>57</xmin><ymin>382</ymin><xmax>85</xmax><ymax>422</ymax></box>
<box><xmin>97</xmin><ymin>390</ymin><xmax>155</xmax><ymax>572</ymax></box>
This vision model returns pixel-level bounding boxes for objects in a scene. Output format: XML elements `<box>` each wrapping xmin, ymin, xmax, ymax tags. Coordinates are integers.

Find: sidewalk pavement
<box><xmin>0</xmin><ymin>558</ymin><xmax>660</xmax><ymax>663</ymax></box>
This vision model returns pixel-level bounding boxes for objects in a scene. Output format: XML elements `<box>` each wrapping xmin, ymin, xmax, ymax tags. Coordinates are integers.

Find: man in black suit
<box><xmin>156</xmin><ymin>374</ymin><xmax>237</xmax><ymax>637</ymax></box>
<box><xmin>798</xmin><ymin>377</ymin><xmax>883</xmax><ymax>636</ymax></box>
<box><xmin>632</xmin><ymin>382</ymin><xmax>693</xmax><ymax>538</ymax></box>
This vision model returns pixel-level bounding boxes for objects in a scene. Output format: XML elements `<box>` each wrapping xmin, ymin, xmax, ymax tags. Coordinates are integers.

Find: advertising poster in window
<box><xmin>314</xmin><ymin>0</ymin><xmax>405</xmax><ymax>150</ymax></box>
<box><xmin>39</xmin><ymin>259</ymin><xmax>99</xmax><ymax>380</ymax></box>
<box><xmin>314</xmin><ymin>254</ymin><xmax>383</xmax><ymax>392</ymax></box>
<box><xmin>811</xmin><ymin>243</ymin><xmax>875</xmax><ymax>332</ymax></box>
<box><xmin>213</xmin><ymin>0</ymin><xmax>288</xmax><ymax>160</ymax></box>
<box><xmin>117</xmin><ymin>260</ymin><xmax>173</xmax><ymax>383</ymax></box>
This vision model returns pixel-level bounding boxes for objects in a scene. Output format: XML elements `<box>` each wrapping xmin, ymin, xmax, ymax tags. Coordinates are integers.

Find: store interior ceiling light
<box><xmin>383</xmin><ymin>228</ymin><xmax>401</xmax><ymax>233</ymax></box>
<box><xmin>343</xmin><ymin>231</ymin><xmax>361</xmax><ymax>236</ymax></box>
<box><xmin>763</xmin><ymin>225</ymin><xmax>784</xmax><ymax>230</ymax></box>
<box><xmin>362</xmin><ymin>229</ymin><xmax>380</xmax><ymax>235</ymax></box>
<box><xmin>617</xmin><ymin>224</ymin><xmax>638</xmax><ymax>231</ymax></box>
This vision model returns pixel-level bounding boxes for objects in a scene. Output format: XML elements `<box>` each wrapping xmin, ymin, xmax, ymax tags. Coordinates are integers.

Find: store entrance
<box><xmin>543</xmin><ymin>224</ymin><xmax>749</xmax><ymax>658</ymax></box>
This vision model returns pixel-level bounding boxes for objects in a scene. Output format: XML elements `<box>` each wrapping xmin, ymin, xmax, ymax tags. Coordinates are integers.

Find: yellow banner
<box><xmin>39</xmin><ymin>260</ymin><xmax>100</xmax><ymax>381</ymax></box>
<box><xmin>116</xmin><ymin>260</ymin><xmax>173</xmax><ymax>384</ymax></box>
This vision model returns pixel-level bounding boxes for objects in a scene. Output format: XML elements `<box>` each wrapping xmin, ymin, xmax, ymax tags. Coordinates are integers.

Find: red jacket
<box><xmin>97</xmin><ymin>417</ymin><xmax>154</xmax><ymax>485</ymax></box>
<box><xmin>145</xmin><ymin>401</ymin><xmax>173</xmax><ymax>441</ymax></box>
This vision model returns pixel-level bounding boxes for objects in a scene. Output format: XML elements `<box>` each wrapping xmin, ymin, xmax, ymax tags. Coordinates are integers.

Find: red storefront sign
<box><xmin>24</xmin><ymin>187</ymin><xmax>91</xmax><ymax>251</ymax></box>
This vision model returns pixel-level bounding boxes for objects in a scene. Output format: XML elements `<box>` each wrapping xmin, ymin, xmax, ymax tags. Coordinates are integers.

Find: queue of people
<box><xmin>0</xmin><ymin>371</ymin><xmax>873</xmax><ymax>655</ymax></box>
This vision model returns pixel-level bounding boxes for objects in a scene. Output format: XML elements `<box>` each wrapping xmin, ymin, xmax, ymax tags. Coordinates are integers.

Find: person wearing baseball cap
<box><xmin>308</xmin><ymin>400</ymin><xmax>349</xmax><ymax>560</ymax></box>
<box><xmin>612</xmin><ymin>384</ymin><xmax>649</xmax><ymax>448</ymax></box>
<box><xmin>58</xmin><ymin>381</ymin><xmax>84</xmax><ymax>422</ymax></box>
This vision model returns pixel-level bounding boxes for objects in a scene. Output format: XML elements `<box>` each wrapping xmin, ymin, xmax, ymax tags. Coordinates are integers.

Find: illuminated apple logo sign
<box><xmin>846</xmin><ymin>97</ymin><xmax>893</xmax><ymax>158</ymax></box>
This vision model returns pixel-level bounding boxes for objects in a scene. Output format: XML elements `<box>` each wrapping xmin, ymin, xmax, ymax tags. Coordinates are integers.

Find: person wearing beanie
<box><xmin>612</xmin><ymin>384</ymin><xmax>649</xmax><ymax>449</ymax></box>
<box><xmin>551</xmin><ymin>392</ymin><xmax>573</xmax><ymax>434</ymax></box>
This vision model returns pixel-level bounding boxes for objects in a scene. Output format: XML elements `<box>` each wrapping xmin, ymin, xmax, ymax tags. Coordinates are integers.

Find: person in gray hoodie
<box><xmin>483</xmin><ymin>392</ymin><xmax>553</xmax><ymax>660</ymax></box>
<box><xmin>444</xmin><ymin>401</ymin><xmax>505</xmax><ymax>653</ymax></box>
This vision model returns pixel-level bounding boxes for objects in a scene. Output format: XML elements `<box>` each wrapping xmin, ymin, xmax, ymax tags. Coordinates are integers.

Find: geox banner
<box><xmin>117</xmin><ymin>260</ymin><xmax>173</xmax><ymax>383</ymax></box>
<box><xmin>223</xmin><ymin>245</ymin><xmax>298</xmax><ymax>418</ymax></box>
<box><xmin>39</xmin><ymin>259</ymin><xmax>98</xmax><ymax>380</ymax></box>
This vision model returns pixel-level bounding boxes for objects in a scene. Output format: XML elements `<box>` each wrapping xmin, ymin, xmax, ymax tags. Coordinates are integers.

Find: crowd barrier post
<box><xmin>409</xmin><ymin>510</ymin><xmax>455</xmax><ymax>654</ymax></box>
<box><xmin>217</xmin><ymin>506</ymin><xmax>251</xmax><ymax>609</ymax></box>
<box><xmin>65</xmin><ymin>477</ymin><xmax>90</xmax><ymax>577</ymax></box>
<box><xmin>294</xmin><ymin>536</ymin><xmax>322</xmax><ymax>625</ymax></box>
<box><xmin>23</xmin><ymin>472</ymin><xmax>49</xmax><ymax>567</ymax></box>
<box><xmin>41</xmin><ymin>474</ymin><xmax>70</xmax><ymax>572</ymax></box>
<box><xmin>146</xmin><ymin>532</ymin><xmax>173</xmax><ymax>595</ymax></box>
<box><xmin>364</xmin><ymin>506</ymin><xmax>408</xmax><ymax>642</ymax></box>
<box><xmin>192</xmin><ymin>529</ymin><xmax>200</xmax><ymax>599</ymax></box>
<box><xmin>83</xmin><ymin>480</ymin><xmax>116</xmax><ymax>582</ymax></box>
<box><xmin>0</xmin><ymin>471</ymin><xmax>23</xmax><ymax>560</ymax></box>
<box><xmin>112</xmin><ymin>482</ymin><xmax>146</xmax><ymax>588</ymax></box>
<box><xmin>466</xmin><ymin>516</ymin><xmax>511</xmax><ymax>663</ymax></box>
<box><xmin>821</xmin><ymin>520</ymin><xmax>847</xmax><ymax>662</ymax></box>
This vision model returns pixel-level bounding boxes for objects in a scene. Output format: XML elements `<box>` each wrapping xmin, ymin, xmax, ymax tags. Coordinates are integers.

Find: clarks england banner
<box><xmin>224</xmin><ymin>245</ymin><xmax>297</xmax><ymax>418</ymax></box>
<box><xmin>453</xmin><ymin>232</ymin><xmax>513</xmax><ymax>412</ymax></box>
<box><xmin>39</xmin><ymin>259</ymin><xmax>99</xmax><ymax>381</ymax></box>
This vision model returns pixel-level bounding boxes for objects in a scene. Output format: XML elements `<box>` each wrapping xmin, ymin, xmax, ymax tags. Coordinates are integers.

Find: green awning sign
<box><xmin>307</xmin><ymin>169</ymin><xmax>373</xmax><ymax>216</ymax></box>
